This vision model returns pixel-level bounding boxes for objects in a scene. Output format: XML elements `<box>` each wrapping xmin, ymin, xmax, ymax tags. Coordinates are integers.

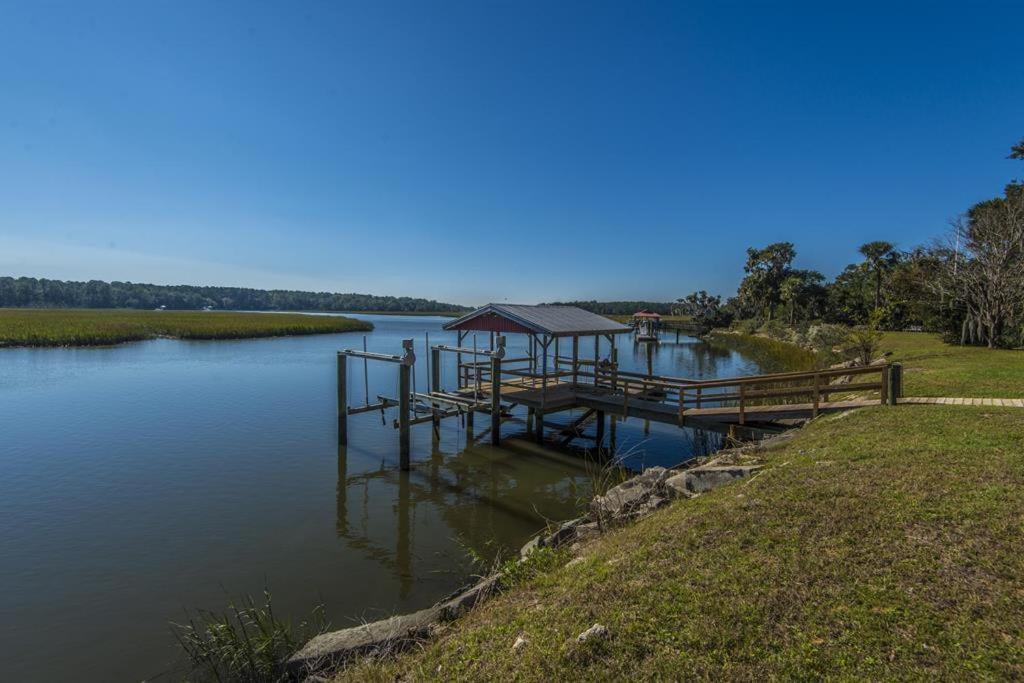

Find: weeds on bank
<box><xmin>171</xmin><ymin>590</ymin><xmax>326</xmax><ymax>683</ymax></box>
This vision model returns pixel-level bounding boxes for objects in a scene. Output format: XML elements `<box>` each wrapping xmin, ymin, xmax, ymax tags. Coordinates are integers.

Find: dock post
<box><xmin>646</xmin><ymin>343</ymin><xmax>653</xmax><ymax>377</ymax></box>
<box><xmin>609</xmin><ymin>414</ymin><xmax>617</xmax><ymax>452</ymax></box>
<box><xmin>526</xmin><ymin>407</ymin><xmax>535</xmax><ymax>434</ymax></box>
<box><xmin>456</xmin><ymin>331</ymin><xmax>465</xmax><ymax>389</ymax></box>
<box><xmin>431</xmin><ymin>347</ymin><xmax>441</xmax><ymax>394</ymax></box>
<box><xmin>490</xmin><ymin>344</ymin><xmax>502</xmax><ymax>446</ymax></box>
<box><xmin>676</xmin><ymin>329</ymin><xmax>680</xmax><ymax>343</ymax></box>
<box><xmin>880</xmin><ymin>364</ymin><xmax>890</xmax><ymax>405</ymax></box>
<box><xmin>888</xmin><ymin>363</ymin><xmax>902</xmax><ymax>405</ymax></box>
<box><xmin>595</xmin><ymin>410</ymin><xmax>605</xmax><ymax>453</ymax></box>
<box><xmin>399</xmin><ymin>362</ymin><xmax>411</xmax><ymax>470</ymax></box>
<box><xmin>610</xmin><ymin>348</ymin><xmax>619</xmax><ymax>391</ymax></box>
<box><xmin>571</xmin><ymin>336</ymin><xmax>579</xmax><ymax>387</ymax></box>
<box><xmin>337</xmin><ymin>352</ymin><xmax>348</xmax><ymax>446</ymax></box>
<box><xmin>538</xmin><ymin>335</ymin><xmax>548</xmax><ymax>444</ymax></box>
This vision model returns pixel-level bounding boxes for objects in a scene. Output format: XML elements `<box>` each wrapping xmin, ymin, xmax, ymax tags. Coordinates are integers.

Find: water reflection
<box><xmin>335</xmin><ymin>432</ymin><xmax>593</xmax><ymax>597</ymax></box>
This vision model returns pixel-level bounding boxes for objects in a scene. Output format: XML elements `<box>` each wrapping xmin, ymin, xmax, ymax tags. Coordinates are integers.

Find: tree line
<box><xmin>678</xmin><ymin>136</ymin><xmax>1024</xmax><ymax>348</ymax></box>
<box><xmin>0</xmin><ymin>277</ymin><xmax>470</xmax><ymax>314</ymax></box>
<box><xmin>542</xmin><ymin>300</ymin><xmax>675</xmax><ymax>315</ymax></box>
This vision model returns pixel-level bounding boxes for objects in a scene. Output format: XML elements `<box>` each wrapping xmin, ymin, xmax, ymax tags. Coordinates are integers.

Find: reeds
<box><xmin>705</xmin><ymin>330</ymin><xmax>817</xmax><ymax>372</ymax></box>
<box><xmin>171</xmin><ymin>590</ymin><xmax>326</xmax><ymax>682</ymax></box>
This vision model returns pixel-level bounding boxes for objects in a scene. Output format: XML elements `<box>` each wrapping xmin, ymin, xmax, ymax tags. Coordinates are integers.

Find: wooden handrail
<box><xmin>455</xmin><ymin>358</ymin><xmax>890</xmax><ymax>421</ymax></box>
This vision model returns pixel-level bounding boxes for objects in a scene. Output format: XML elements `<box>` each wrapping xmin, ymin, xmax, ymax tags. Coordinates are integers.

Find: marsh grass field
<box><xmin>0</xmin><ymin>308</ymin><xmax>372</xmax><ymax>347</ymax></box>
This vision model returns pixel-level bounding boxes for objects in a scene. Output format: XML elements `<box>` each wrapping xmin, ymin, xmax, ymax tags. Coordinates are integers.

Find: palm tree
<box><xmin>858</xmin><ymin>241</ymin><xmax>897</xmax><ymax>310</ymax></box>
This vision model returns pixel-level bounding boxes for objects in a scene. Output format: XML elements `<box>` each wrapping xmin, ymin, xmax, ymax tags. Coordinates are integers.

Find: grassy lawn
<box><xmin>0</xmin><ymin>308</ymin><xmax>372</xmax><ymax>347</ymax></box>
<box><xmin>339</xmin><ymin>405</ymin><xmax>1024</xmax><ymax>681</ymax></box>
<box><xmin>881</xmin><ymin>331</ymin><xmax>1024</xmax><ymax>398</ymax></box>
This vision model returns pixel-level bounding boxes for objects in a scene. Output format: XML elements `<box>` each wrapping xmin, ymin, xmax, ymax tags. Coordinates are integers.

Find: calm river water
<box><xmin>0</xmin><ymin>314</ymin><xmax>766</xmax><ymax>681</ymax></box>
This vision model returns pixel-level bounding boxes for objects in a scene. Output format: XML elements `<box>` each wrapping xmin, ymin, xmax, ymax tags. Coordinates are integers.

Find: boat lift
<box><xmin>337</xmin><ymin>335</ymin><xmax>509</xmax><ymax>470</ymax></box>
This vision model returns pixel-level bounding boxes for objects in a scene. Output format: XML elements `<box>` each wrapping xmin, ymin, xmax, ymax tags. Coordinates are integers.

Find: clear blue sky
<box><xmin>1</xmin><ymin>1</ymin><xmax>1022</xmax><ymax>306</ymax></box>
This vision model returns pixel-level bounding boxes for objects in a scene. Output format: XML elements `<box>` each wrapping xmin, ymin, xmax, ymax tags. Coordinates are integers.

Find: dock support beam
<box><xmin>431</xmin><ymin>347</ymin><xmax>440</xmax><ymax>394</ymax></box>
<box><xmin>571</xmin><ymin>336</ymin><xmax>579</xmax><ymax>386</ymax></box>
<box><xmin>337</xmin><ymin>352</ymin><xmax>348</xmax><ymax>445</ymax></box>
<box><xmin>595</xmin><ymin>410</ymin><xmax>605</xmax><ymax>453</ymax></box>
<box><xmin>526</xmin><ymin>406</ymin><xmax>535</xmax><ymax>434</ymax></box>
<box><xmin>490</xmin><ymin>355</ymin><xmax>502</xmax><ymax>445</ymax></box>
<box><xmin>399</xmin><ymin>362</ymin><xmax>411</xmax><ymax>470</ymax></box>
<box><xmin>535</xmin><ymin>409</ymin><xmax>544</xmax><ymax>444</ymax></box>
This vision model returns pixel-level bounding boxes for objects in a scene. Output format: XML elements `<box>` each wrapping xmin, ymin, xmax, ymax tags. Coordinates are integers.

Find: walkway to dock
<box><xmin>900</xmin><ymin>397</ymin><xmax>1024</xmax><ymax>407</ymax></box>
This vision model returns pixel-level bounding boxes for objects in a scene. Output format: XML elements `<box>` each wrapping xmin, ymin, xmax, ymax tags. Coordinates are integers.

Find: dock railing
<box><xmin>460</xmin><ymin>349</ymin><xmax>896</xmax><ymax>427</ymax></box>
<box><xmin>581</xmin><ymin>363</ymin><xmax>893</xmax><ymax>424</ymax></box>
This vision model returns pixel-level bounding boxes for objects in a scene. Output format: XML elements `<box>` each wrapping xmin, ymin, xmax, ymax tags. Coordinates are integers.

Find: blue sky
<box><xmin>1</xmin><ymin>1</ymin><xmax>1022</xmax><ymax>305</ymax></box>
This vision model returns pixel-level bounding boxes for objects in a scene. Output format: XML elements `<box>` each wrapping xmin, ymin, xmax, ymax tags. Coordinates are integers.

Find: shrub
<box><xmin>806</xmin><ymin>323</ymin><xmax>851</xmax><ymax>366</ymax></box>
<box><xmin>760</xmin><ymin>319</ymin><xmax>793</xmax><ymax>342</ymax></box>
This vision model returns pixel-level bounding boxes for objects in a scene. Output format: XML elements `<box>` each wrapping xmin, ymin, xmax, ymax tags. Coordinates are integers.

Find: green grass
<box><xmin>0</xmin><ymin>308</ymin><xmax>372</xmax><ymax>347</ymax></box>
<box><xmin>338</xmin><ymin>405</ymin><xmax>1024</xmax><ymax>681</ymax></box>
<box><xmin>881</xmin><ymin>331</ymin><xmax>1024</xmax><ymax>398</ymax></box>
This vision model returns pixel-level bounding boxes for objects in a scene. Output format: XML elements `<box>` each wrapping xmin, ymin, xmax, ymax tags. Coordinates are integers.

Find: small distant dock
<box><xmin>337</xmin><ymin>304</ymin><xmax>900</xmax><ymax>469</ymax></box>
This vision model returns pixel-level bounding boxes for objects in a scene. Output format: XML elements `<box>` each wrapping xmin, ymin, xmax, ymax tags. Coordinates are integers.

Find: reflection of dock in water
<box><xmin>334</xmin><ymin>435</ymin><xmax>590</xmax><ymax>599</ymax></box>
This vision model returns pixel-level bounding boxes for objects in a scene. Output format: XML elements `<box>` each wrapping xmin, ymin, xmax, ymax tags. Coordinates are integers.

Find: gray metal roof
<box><xmin>443</xmin><ymin>304</ymin><xmax>631</xmax><ymax>336</ymax></box>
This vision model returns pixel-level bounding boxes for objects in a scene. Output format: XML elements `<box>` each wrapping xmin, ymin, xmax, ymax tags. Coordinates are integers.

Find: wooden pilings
<box><xmin>888</xmin><ymin>362</ymin><xmax>903</xmax><ymax>405</ymax></box>
<box><xmin>595</xmin><ymin>409</ymin><xmax>605</xmax><ymax>452</ymax></box>
<box><xmin>337</xmin><ymin>352</ymin><xmax>347</xmax><ymax>445</ymax></box>
<box><xmin>399</xmin><ymin>359</ymin><xmax>411</xmax><ymax>470</ymax></box>
<box><xmin>880</xmin><ymin>363</ymin><xmax>890</xmax><ymax>405</ymax></box>
<box><xmin>571</xmin><ymin>336</ymin><xmax>579</xmax><ymax>387</ymax></box>
<box><xmin>490</xmin><ymin>340</ymin><xmax>502</xmax><ymax>446</ymax></box>
<box><xmin>431</xmin><ymin>347</ymin><xmax>441</xmax><ymax>394</ymax></box>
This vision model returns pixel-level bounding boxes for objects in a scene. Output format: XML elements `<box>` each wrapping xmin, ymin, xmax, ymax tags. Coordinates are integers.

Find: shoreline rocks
<box><xmin>288</xmin><ymin>435</ymin><xmax>782</xmax><ymax>680</ymax></box>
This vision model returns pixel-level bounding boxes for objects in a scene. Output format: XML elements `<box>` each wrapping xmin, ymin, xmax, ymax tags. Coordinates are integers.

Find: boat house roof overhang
<box><xmin>443</xmin><ymin>304</ymin><xmax>631</xmax><ymax>338</ymax></box>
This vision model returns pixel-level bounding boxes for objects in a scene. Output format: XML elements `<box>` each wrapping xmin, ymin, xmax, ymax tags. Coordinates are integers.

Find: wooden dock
<box><xmin>335</xmin><ymin>304</ymin><xmax>902</xmax><ymax>469</ymax></box>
